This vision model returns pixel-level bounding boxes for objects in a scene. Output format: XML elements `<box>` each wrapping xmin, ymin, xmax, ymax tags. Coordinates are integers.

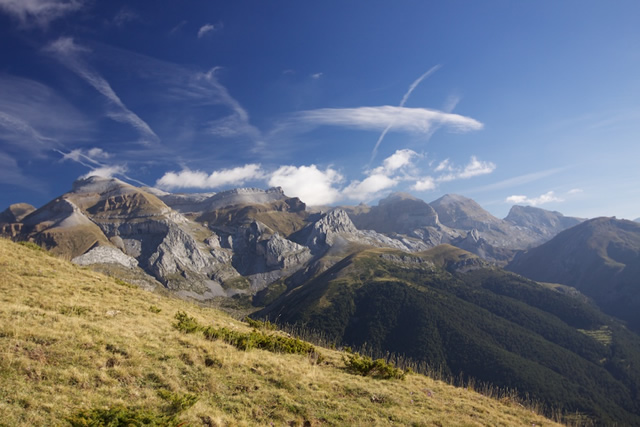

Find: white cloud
<box><xmin>86</xmin><ymin>147</ymin><xmax>110</xmax><ymax>159</ymax></box>
<box><xmin>310</xmin><ymin>72</ymin><xmax>323</xmax><ymax>79</ymax></box>
<box><xmin>0</xmin><ymin>0</ymin><xmax>84</xmax><ymax>28</ymax></box>
<box><xmin>156</xmin><ymin>164</ymin><xmax>264</xmax><ymax>190</ymax></box>
<box><xmin>342</xmin><ymin>173</ymin><xmax>398</xmax><ymax>202</ymax></box>
<box><xmin>268</xmin><ymin>165</ymin><xmax>343</xmax><ymax>206</ymax></box>
<box><xmin>295</xmin><ymin>105</ymin><xmax>483</xmax><ymax>136</ymax></box>
<box><xmin>198</xmin><ymin>22</ymin><xmax>222</xmax><ymax>38</ymax></box>
<box><xmin>437</xmin><ymin>156</ymin><xmax>496</xmax><ymax>182</ymax></box>
<box><xmin>44</xmin><ymin>37</ymin><xmax>159</xmax><ymax>145</ymax></box>
<box><xmin>506</xmin><ymin>191</ymin><xmax>563</xmax><ymax>206</ymax></box>
<box><xmin>81</xmin><ymin>164</ymin><xmax>127</xmax><ymax>180</ymax></box>
<box><xmin>412</xmin><ymin>176</ymin><xmax>436</xmax><ymax>191</ymax></box>
<box><xmin>568</xmin><ymin>188</ymin><xmax>583</xmax><ymax>195</ymax></box>
<box><xmin>434</xmin><ymin>159</ymin><xmax>452</xmax><ymax>172</ymax></box>
<box><xmin>378</xmin><ymin>149</ymin><xmax>419</xmax><ymax>174</ymax></box>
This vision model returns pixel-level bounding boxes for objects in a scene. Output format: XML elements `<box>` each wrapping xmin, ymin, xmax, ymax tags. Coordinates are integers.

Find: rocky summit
<box><xmin>1</xmin><ymin>177</ymin><xmax>582</xmax><ymax>302</ymax></box>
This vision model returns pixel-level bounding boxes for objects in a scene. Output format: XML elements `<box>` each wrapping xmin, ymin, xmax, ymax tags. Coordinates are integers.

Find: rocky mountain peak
<box><xmin>378</xmin><ymin>192</ymin><xmax>420</xmax><ymax>205</ymax></box>
<box><xmin>0</xmin><ymin>203</ymin><xmax>36</xmax><ymax>224</ymax></box>
<box><xmin>71</xmin><ymin>176</ymin><xmax>137</xmax><ymax>196</ymax></box>
<box><xmin>431</xmin><ymin>194</ymin><xmax>501</xmax><ymax>230</ymax></box>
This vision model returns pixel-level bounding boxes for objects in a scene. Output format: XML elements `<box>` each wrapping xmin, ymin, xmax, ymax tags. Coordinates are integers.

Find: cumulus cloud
<box><xmin>156</xmin><ymin>164</ymin><xmax>264</xmax><ymax>190</ymax></box>
<box><xmin>0</xmin><ymin>0</ymin><xmax>84</xmax><ymax>28</ymax></box>
<box><xmin>80</xmin><ymin>164</ymin><xmax>127</xmax><ymax>179</ymax></box>
<box><xmin>412</xmin><ymin>176</ymin><xmax>436</xmax><ymax>191</ymax></box>
<box><xmin>295</xmin><ymin>105</ymin><xmax>483</xmax><ymax>136</ymax></box>
<box><xmin>269</xmin><ymin>165</ymin><xmax>343</xmax><ymax>206</ymax></box>
<box><xmin>342</xmin><ymin>173</ymin><xmax>398</xmax><ymax>202</ymax></box>
<box><xmin>506</xmin><ymin>191</ymin><xmax>564</xmax><ymax>206</ymax></box>
<box><xmin>44</xmin><ymin>37</ymin><xmax>159</xmax><ymax>145</ymax></box>
<box><xmin>198</xmin><ymin>22</ymin><xmax>222</xmax><ymax>38</ymax></box>
<box><xmin>342</xmin><ymin>149</ymin><xmax>420</xmax><ymax>202</ymax></box>
<box><xmin>375</xmin><ymin>148</ymin><xmax>419</xmax><ymax>175</ymax></box>
<box><xmin>437</xmin><ymin>156</ymin><xmax>496</xmax><ymax>182</ymax></box>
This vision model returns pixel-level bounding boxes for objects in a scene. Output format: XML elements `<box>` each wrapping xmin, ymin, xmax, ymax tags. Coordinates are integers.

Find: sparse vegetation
<box><xmin>0</xmin><ymin>238</ymin><xmax>559</xmax><ymax>425</ymax></box>
<box><xmin>343</xmin><ymin>352</ymin><xmax>406</xmax><ymax>380</ymax></box>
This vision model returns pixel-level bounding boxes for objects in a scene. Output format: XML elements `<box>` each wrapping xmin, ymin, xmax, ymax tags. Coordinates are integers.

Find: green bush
<box><xmin>174</xmin><ymin>312</ymin><xmax>318</xmax><ymax>358</ymax></box>
<box><xmin>157</xmin><ymin>389</ymin><xmax>198</xmax><ymax>413</ymax></box>
<box><xmin>343</xmin><ymin>352</ymin><xmax>406</xmax><ymax>380</ymax></box>
<box><xmin>172</xmin><ymin>311</ymin><xmax>200</xmax><ymax>334</ymax></box>
<box><xmin>67</xmin><ymin>406</ymin><xmax>178</xmax><ymax>427</ymax></box>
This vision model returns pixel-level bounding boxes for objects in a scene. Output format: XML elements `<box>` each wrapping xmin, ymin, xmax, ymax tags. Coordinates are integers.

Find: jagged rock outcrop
<box><xmin>72</xmin><ymin>245</ymin><xmax>139</xmax><ymax>268</ymax></box>
<box><xmin>300</xmin><ymin>209</ymin><xmax>429</xmax><ymax>255</ymax></box>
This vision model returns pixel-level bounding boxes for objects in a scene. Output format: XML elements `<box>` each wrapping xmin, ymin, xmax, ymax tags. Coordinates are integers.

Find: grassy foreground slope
<box><xmin>0</xmin><ymin>239</ymin><xmax>557</xmax><ymax>426</ymax></box>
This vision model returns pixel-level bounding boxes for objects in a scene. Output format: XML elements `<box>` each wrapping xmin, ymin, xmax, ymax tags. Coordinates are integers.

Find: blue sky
<box><xmin>1</xmin><ymin>1</ymin><xmax>639</xmax><ymax>220</ymax></box>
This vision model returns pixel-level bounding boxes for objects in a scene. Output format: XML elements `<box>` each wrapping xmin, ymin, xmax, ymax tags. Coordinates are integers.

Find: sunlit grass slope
<box><xmin>0</xmin><ymin>238</ymin><xmax>558</xmax><ymax>426</ymax></box>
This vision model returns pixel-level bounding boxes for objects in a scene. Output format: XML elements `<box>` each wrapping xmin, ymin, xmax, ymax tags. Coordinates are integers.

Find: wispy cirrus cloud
<box><xmin>294</xmin><ymin>105</ymin><xmax>482</xmax><ymax>136</ymax></box>
<box><xmin>371</xmin><ymin>65</ymin><xmax>441</xmax><ymax>162</ymax></box>
<box><xmin>466</xmin><ymin>167</ymin><xmax>566</xmax><ymax>193</ymax></box>
<box><xmin>0</xmin><ymin>74</ymin><xmax>88</xmax><ymax>155</ymax></box>
<box><xmin>0</xmin><ymin>0</ymin><xmax>85</xmax><ymax>28</ymax></box>
<box><xmin>437</xmin><ymin>156</ymin><xmax>496</xmax><ymax>182</ymax></box>
<box><xmin>44</xmin><ymin>37</ymin><xmax>159</xmax><ymax>145</ymax></box>
<box><xmin>198</xmin><ymin>22</ymin><xmax>222</xmax><ymax>38</ymax></box>
<box><xmin>506</xmin><ymin>191</ymin><xmax>563</xmax><ymax>206</ymax></box>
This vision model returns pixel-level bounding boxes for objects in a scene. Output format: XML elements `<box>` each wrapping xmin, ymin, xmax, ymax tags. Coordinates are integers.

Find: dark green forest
<box><xmin>256</xmin><ymin>247</ymin><xmax>640</xmax><ymax>425</ymax></box>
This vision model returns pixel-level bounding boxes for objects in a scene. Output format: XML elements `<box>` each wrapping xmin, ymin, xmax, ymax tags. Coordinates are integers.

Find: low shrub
<box><xmin>173</xmin><ymin>311</ymin><xmax>200</xmax><ymax>334</ymax></box>
<box><xmin>343</xmin><ymin>352</ymin><xmax>406</xmax><ymax>380</ymax></box>
<box><xmin>67</xmin><ymin>406</ymin><xmax>178</xmax><ymax>427</ymax></box>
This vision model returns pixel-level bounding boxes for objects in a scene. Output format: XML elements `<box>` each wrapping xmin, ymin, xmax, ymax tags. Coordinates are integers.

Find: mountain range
<box><xmin>2</xmin><ymin>176</ymin><xmax>640</xmax><ymax>423</ymax></box>
<box><xmin>0</xmin><ymin>177</ymin><xmax>584</xmax><ymax>299</ymax></box>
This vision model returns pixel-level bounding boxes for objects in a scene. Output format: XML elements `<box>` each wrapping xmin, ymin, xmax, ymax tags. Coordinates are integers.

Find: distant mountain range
<box><xmin>1</xmin><ymin>177</ymin><xmax>584</xmax><ymax>298</ymax></box>
<box><xmin>508</xmin><ymin>217</ymin><xmax>640</xmax><ymax>333</ymax></box>
<box><xmin>3</xmin><ymin>176</ymin><xmax>640</xmax><ymax>423</ymax></box>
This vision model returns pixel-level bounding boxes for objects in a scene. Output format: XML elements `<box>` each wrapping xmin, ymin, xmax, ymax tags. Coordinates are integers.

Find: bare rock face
<box><xmin>504</xmin><ymin>205</ymin><xmax>583</xmax><ymax>242</ymax></box>
<box><xmin>259</xmin><ymin>233</ymin><xmax>311</xmax><ymax>270</ymax></box>
<box><xmin>348</xmin><ymin>192</ymin><xmax>440</xmax><ymax>233</ymax></box>
<box><xmin>72</xmin><ymin>245</ymin><xmax>139</xmax><ymax>269</ymax></box>
<box><xmin>302</xmin><ymin>209</ymin><xmax>429</xmax><ymax>255</ymax></box>
<box><xmin>0</xmin><ymin>203</ymin><xmax>36</xmax><ymax>224</ymax></box>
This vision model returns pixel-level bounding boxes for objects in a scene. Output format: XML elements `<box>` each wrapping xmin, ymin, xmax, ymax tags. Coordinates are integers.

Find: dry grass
<box><xmin>0</xmin><ymin>238</ymin><xmax>559</xmax><ymax>426</ymax></box>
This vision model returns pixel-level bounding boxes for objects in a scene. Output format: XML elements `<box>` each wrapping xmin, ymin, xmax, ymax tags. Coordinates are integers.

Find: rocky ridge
<box><xmin>1</xmin><ymin>177</ymin><xmax>585</xmax><ymax>302</ymax></box>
